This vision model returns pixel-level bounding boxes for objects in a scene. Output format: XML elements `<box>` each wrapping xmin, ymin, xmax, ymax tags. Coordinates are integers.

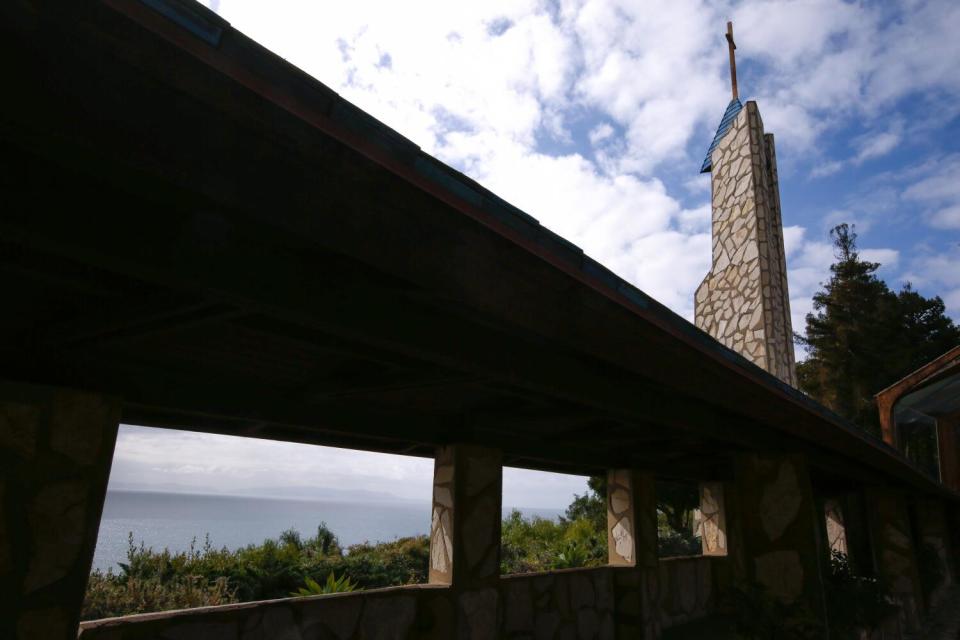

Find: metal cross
<box><xmin>726</xmin><ymin>21</ymin><xmax>738</xmax><ymax>100</ymax></box>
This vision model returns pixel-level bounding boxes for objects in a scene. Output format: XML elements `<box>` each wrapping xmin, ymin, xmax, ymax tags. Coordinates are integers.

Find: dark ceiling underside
<box><xmin>0</xmin><ymin>0</ymin><xmax>951</xmax><ymax>497</ymax></box>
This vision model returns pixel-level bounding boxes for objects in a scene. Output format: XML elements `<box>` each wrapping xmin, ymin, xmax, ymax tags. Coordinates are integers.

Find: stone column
<box><xmin>427</xmin><ymin>444</ymin><xmax>502</xmax><ymax>639</ymax></box>
<box><xmin>695</xmin><ymin>101</ymin><xmax>797</xmax><ymax>386</ymax></box>
<box><xmin>0</xmin><ymin>381</ymin><xmax>120</xmax><ymax>640</ymax></box>
<box><xmin>915</xmin><ymin>498</ymin><xmax>955</xmax><ymax>609</ymax></box>
<box><xmin>607</xmin><ymin>469</ymin><xmax>660</xmax><ymax>639</ymax></box>
<box><xmin>824</xmin><ymin>498</ymin><xmax>849</xmax><ymax>557</ymax></box>
<box><xmin>733</xmin><ymin>454</ymin><xmax>828</xmax><ymax>627</ymax></box>
<box><xmin>698</xmin><ymin>482</ymin><xmax>727</xmax><ymax>557</ymax></box>
<box><xmin>865</xmin><ymin>487</ymin><xmax>924</xmax><ymax>632</ymax></box>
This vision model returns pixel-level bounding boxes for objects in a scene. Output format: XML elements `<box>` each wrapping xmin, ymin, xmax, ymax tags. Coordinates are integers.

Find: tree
<box><xmin>563</xmin><ymin>475</ymin><xmax>606</xmax><ymax>532</ymax></box>
<box><xmin>796</xmin><ymin>224</ymin><xmax>959</xmax><ymax>436</ymax></box>
<box><xmin>563</xmin><ymin>475</ymin><xmax>700</xmax><ymax>549</ymax></box>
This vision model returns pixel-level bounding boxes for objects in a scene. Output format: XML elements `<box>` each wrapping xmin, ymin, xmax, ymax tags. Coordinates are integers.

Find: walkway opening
<box><xmin>84</xmin><ymin>424</ymin><xmax>433</xmax><ymax>621</ymax></box>
<box><xmin>500</xmin><ymin>467</ymin><xmax>599</xmax><ymax>574</ymax></box>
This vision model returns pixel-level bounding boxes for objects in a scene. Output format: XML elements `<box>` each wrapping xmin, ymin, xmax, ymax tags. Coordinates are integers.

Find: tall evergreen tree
<box><xmin>797</xmin><ymin>224</ymin><xmax>960</xmax><ymax>436</ymax></box>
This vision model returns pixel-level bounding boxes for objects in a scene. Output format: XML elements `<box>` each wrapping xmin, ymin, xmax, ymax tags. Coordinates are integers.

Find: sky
<box><xmin>108</xmin><ymin>0</ymin><xmax>960</xmax><ymax>509</ymax></box>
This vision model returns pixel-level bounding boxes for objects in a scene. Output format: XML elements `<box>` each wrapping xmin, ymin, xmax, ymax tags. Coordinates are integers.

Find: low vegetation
<box><xmin>81</xmin><ymin>527</ymin><xmax>428</xmax><ymax>620</ymax></box>
<box><xmin>82</xmin><ymin>478</ymin><xmax>701</xmax><ymax>620</ymax></box>
<box><xmin>82</xmin><ymin>477</ymin><xmax>700</xmax><ymax>620</ymax></box>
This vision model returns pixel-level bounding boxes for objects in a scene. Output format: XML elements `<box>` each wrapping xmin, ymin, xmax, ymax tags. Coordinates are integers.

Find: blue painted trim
<box><xmin>700</xmin><ymin>98</ymin><xmax>743</xmax><ymax>173</ymax></box>
<box><xmin>139</xmin><ymin>0</ymin><xmax>225</xmax><ymax>47</ymax></box>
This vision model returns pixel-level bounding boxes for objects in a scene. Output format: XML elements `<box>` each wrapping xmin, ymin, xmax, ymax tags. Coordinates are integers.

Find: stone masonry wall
<box><xmin>79</xmin><ymin>584</ymin><xmax>456</xmax><ymax>640</ymax></box>
<box><xmin>656</xmin><ymin>556</ymin><xmax>716</xmax><ymax>629</ymax></box>
<box><xmin>606</xmin><ymin>469</ymin><xmax>660</xmax><ymax>638</ymax></box>
<box><xmin>695</xmin><ymin>102</ymin><xmax>797</xmax><ymax>386</ymax></box>
<box><xmin>75</xmin><ymin>460</ymin><xmax>729</xmax><ymax>640</ymax></box>
<box><xmin>427</xmin><ymin>444</ymin><xmax>503</xmax><ymax>639</ymax></box>
<box><xmin>866</xmin><ymin>488</ymin><xmax>924</xmax><ymax>633</ymax></box>
<box><xmin>78</xmin><ymin>560</ymin><xmax>725</xmax><ymax>640</ymax></box>
<box><xmin>732</xmin><ymin>454</ymin><xmax>828</xmax><ymax>628</ymax></box>
<box><xmin>916</xmin><ymin>498</ymin><xmax>955</xmax><ymax>610</ymax></box>
<box><xmin>0</xmin><ymin>382</ymin><xmax>120</xmax><ymax>640</ymax></box>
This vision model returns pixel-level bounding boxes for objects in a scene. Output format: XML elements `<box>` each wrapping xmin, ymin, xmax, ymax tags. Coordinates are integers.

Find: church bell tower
<box><xmin>694</xmin><ymin>22</ymin><xmax>797</xmax><ymax>386</ymax></box>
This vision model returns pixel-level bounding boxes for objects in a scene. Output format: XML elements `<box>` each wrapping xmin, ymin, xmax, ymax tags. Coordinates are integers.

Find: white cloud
<box><xmin>901</xmin><ymin>154</ymin><xmax>960</xmax><ymax>231</ymax></box>
<box><xmin>854</xmin><ymin>127</ymin><xmax>902</xmax><ymax>164</ymax></box>
<box><xmin>809</xmin><ymin>120</ymin><xmax>903</xmax><ymax>178</ymax></box>
<box><xmin>588</xmin><ymin>122</ymin><xmax>614</xmax><ymax>145</ymax></box>
<box><xmin>899</xmin><ymin>247</ymin><xmax>960</xmax><ymax>318</ymax></box>
<box><xmin>109</xmin><ymin>426</ymin><xmax>587</xmax><ymax>509</ymax></box>
<box><xmin>929</xmin><ymin>206</ymin><xmax>960</xmax><ymax>230</ymax></box>
<box><xmin>109</xmin><ymin>425</ymin><xmax>434</xmax><ymax>500</ymax></box>
<box><xmin>209</xmin><ymin>0</ymin><xmax>960</xmax><ymax>176</ymax></box>
<box><xmin>861</xmin><ymin>248</ymin><xmax>900</xmax><ymax>268</ymax></box>
<box><xmin>903</xmin><ymin>156</ymin><xmax>960</xmax><ymax>203</ymax></box>
<box><xmin>809</xmin><ymin>160</ymin><xmax>843</xmax><ymax>178</ymax></box>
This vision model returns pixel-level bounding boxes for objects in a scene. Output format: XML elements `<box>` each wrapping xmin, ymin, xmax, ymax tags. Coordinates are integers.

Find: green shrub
<box><xmin>726</xmin><ymin>581</ymin><xmax>824</xmax><ymax>639</ymax></box>
<box><xmin>290</xmin><ymin>572</ymin><xmax>357</xmax><ymax>596</ymax></box>
<box><xmin>825</xmin><ymin>551</ymin><xmax>898</xmax><ymax>638</ymax></box>
<box><xmin>82</xmin><ymin>571</ymin><xmax>236</xmax><ymax>620</ymax></box>
<box><xmin>916</xmin><ymin>541</ymin><xmax>945</xmax><ymax>600</ymax></box>
<box><xmin>500</xmin><ymin>510</ymin><xmax>605</xmax><ymax>574</ymax></box>
<box><xmin>83</xmin><ymin>528</ymin><xmax>428</xmax><ymax>620</ymax></box>
<box><xmin>656</xmin><ymin>528</ymin><xmax>701</xmax><ymax>557</ymax></box>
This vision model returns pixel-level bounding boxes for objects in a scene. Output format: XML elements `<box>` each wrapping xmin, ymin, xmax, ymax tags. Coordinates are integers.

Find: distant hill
<box><xmin>106</xmin><ymin>481</ymin><xmax>414</xmax><ymax>504</ymax></box>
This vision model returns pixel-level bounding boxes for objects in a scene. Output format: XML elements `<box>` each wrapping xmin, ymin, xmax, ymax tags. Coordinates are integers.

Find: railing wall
<box><xmin>78</xmin><ymin>557</ymin><xmax>726</xmax><ymax>639</ymax></box>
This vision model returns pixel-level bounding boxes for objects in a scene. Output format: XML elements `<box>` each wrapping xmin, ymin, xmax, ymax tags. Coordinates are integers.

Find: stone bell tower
<box><xmin>694</xmin><ymin>22</ymin><xmax>797</xmax><ymax>386</ymax></box>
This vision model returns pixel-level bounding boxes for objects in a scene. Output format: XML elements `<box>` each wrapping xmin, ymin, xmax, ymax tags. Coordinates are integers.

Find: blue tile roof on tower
<box><xmin>700</xmin><ymin>98</ymin><xmax>743</xmax><ymax>173</ymax></box>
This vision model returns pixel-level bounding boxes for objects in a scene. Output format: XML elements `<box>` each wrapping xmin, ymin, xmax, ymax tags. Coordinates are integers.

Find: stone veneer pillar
<box><xmin>732</xmin><ymin>454</ymin><xmax>827</xmax><ymax>626</ymax></box>
<box><xmin>428</xmin><ymin>444</ymin><xmax>503</xmax><ymax>639</ymax></box>
<box><xmin>865</xmin><ymin>487</ymin><xmax>924</xmax><ymax>632</ymax></box>
<box><xmin>824</xmin><ymin>498</ymin><xmax>849</xmax><ymax>557</ymax></box>
<box><xmin>698</xmin><ymin>482</ymin><xmax>727</xmax><ymax>557</ymax></box>
<box><xmin>695</xmin><ymin>101</ymin><xmax>797</xmax><ymax>386</ymax></box>
<box><xmin>915</xmin><ymin>498</ymin><xmax>955</xmax><ymax>608</ymax></box>
<box><xmin>607</xmin><ymin>469</ymin><xmax>661</xmax><ymax>639</ymax></box>
<box><xmin>937</xmin><ymin>415</ymin><xmax>960</xmax><ymax>492</ymax></box>
<box><xmin>0</xmin><ymin>381</ymin><xmax>120</xmax><ymax>640</ymax></box>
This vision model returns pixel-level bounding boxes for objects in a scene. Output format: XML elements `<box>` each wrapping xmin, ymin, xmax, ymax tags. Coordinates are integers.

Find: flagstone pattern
<box><xmin>824</xmin><ymin>498</ymin><xmax>849</xmax><ymax>558</ymax></box>
<box><xmin>695</xmin><ymin>102</ymin><xmax>797</xmax><ymax>386</ymax></box>
<box><xmin>732</xmin><ymin>454</ymin><xmax>827</xmax><ymax>625</ymax></box>
<box><xmin>0</xmin><ymin>383</ymin><xmax>120</xmax><ymax>640</ymax></box>
<box><xmin>916</xmin><ymin>498</ymin><xmax>955</xmax><ymax>609</ymax></box>
<box><xmin>698</xmin><ymin>482</ymin><xmax>727</xmax><ymax>557</ymax></box>
<box><xmin>866</xmin><ymin>488</ymin><xmax>926</xmax><ymax>633</ymax></box>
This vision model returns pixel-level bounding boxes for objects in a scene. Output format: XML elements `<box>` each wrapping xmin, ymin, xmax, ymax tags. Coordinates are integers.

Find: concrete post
<box><xmin>427</xmin><ymin>444</ymin><xmax>502</xmax><ymax>639</ymax></box>
<box><xmin>607</xmin><ymin>469</ymin><xmax>660</xmax><ymax>639</ymax></box>
<box><xmin>732</xmin><ymin>453</ymin><xmax>828</xmax><ymax>629</ymax></box>
<box><xmin>865</xmin><ymin>487</ymin><xmax>924</xmax><ymax>633</ymax></box>
<box><xmin>0</xmin><ymin>381</ymin><xmax>120</xmax><ymax>640</ymax></box>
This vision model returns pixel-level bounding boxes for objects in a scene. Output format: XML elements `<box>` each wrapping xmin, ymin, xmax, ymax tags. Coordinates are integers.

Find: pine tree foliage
<box><xmin>796</xmin><ymin>224</ymin><xmax>959</xmax><ymax>435</ymax></box>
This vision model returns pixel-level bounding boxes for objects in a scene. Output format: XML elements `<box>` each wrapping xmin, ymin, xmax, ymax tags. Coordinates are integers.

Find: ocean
<box><xmin>91</xmin><ymin>491</ymin><xmax>563</xmax><ymax>573</ymax></box>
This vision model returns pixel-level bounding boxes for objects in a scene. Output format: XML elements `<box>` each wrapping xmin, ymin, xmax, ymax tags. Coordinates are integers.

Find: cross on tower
<box><xmin>726</xmin><ymin>21</ymin><xmax>738</xmax><ymax>100</ymax></box>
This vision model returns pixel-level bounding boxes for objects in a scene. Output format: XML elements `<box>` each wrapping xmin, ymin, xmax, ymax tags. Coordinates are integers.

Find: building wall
<box><xmin>695</xmin><ymin>102</ymin><xmax>797</xmax><ymax>386</ymax></box>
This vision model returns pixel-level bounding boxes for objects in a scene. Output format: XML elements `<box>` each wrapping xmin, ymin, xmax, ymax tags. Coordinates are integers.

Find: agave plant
<box><xmin>290</xmin><ymin>572</ymin><xmax>357</xmax><ymax>597</ymax></box>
